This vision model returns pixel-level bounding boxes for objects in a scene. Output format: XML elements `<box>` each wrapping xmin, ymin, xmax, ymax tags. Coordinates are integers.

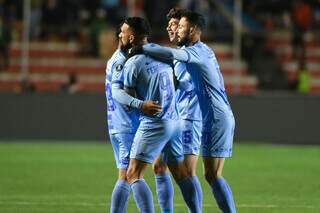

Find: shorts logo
<box><xmin>116</xmin><ymin>64</ymin><xmax>123</xmax><ymax>72</ymax></box>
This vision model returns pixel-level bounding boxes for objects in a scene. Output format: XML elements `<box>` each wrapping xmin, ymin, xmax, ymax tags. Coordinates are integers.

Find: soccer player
<box><xmin>112</xmin><ymin>17</ymin><xmax>201</xmax><ymax>213</ymax></box>
<box><xmin>105</xmin><ymin>27</ymin><xmax>140</xmax><ymax>213</ymax></box>
<box><xmin>141</xmin><ymin>10</ymin><xmax>237</xmax><ymax>213</ymax></box>
<box><xmin>152</xmin><ymin>8</ymin><xmax>203</xmax><ymax>213</ymax></box>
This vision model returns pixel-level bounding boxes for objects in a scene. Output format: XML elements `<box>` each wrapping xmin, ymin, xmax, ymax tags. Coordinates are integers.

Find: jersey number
<box><xmin>105</xmin><ymin>83</ymin><xmax>116</xmax><ymax>111</ymax></box>
<box><xmin>159</xmin><ymin>72</ymin><xmax>173</xmax><ymax>102</ymax></box>
<box><xmin>182</xmin><ymin>130</ymin><xmax>192</xmax><ymax>144</ymax></box>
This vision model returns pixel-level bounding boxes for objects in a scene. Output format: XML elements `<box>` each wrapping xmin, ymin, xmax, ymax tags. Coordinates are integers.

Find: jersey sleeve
<box><xmin>111</xmin><ymin>61</ymin><xmax>125</xmax><ymax>87</ymax></box>
<box><xmin>143</xmin><ymin>44</ymin><xmax>200</xmax><ymax>64</ymax></box>
<box><xmin>111</xmin><ymin>83</ymin><xmax>143</xmax><ymax>109</ymax></box>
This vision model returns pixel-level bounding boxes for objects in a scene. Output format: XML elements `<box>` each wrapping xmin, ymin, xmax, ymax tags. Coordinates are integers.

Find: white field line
<box><xmin>0</xmin><ymin>201</ymin><xmax>317</xmax><ymax>209</ymax></box>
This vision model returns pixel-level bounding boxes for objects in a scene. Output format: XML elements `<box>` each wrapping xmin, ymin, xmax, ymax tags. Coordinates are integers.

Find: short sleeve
<box><xmin>111</xmin><ymin>61</ymin><xmax>125</xmax><ymax>87</ymax></box>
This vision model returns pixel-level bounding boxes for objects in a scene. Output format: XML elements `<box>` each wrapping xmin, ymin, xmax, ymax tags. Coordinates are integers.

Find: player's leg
<box><xmin>109</xmin><ymin>134</ymin><xmax>132</xmax><ymax>213</ymax></box>
<box><xmin>163</xmin><ymin>120</ymin><xmax>201</xmax><ymax>213</ymax></box>
<box><xmin>182</xmin><ymin>119</ymin><xmax>203</xmax><ymax>209</ymax></box>
<box><xmin>128</xmin><ymin>120</ymin><xmax>172</xmax><ymax>213</ymax></box>
<box><xmin>110</xmin><ymin>169</ymin><xmax>130</xmax><ymax>213</ymax></box>
<box><xmin>183</xmin><ymin>155</ymin><xmax>198</xmax><ymax>176</ymax></box>
<box><xmin>153</xmin><ymin>155</ymin><xmax>174</xmax><ymax>213</ymax></box>
<box><xmin>202</xmin><ymin>112</ymin><xmax>236</xmax><ymax>213</ymax></box>
<box><xmin>167</xmin><ymin>159</ymin><xmax>201</xmax><ymax>213</ymax></box>
<box><xmin>203</xmin><ymin>157</ymin><xmax>236</xmax><ymax>213</ymax></box>
<box><xmin>184</xmin><ymin>154</ymin><xmax>202</xmax><ymax>210</ymax></box>
<box><xmin>127</xmin><ymin>159</ymin><xmax>154</xmax><ymax>213</ymax></box>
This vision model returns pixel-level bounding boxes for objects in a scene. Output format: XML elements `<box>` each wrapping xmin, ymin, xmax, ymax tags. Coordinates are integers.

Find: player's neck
<box><xmin>135</xmin><ymin>38</ymin><xmax>148</xmax><ymax>46</ymax></box>
<box><xmin>189</xmin><ymin>34</ymin><xmax>200</xmax><ymax>46</ymax></box>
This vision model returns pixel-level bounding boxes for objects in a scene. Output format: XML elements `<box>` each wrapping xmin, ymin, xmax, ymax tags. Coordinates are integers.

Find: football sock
<box><xmin>177</xmin><ymin>177</ymin><xmax>201</xmax><ymax>213</ymax></box>
<box><xmin>211</xmin><ymin>177</ymin><xmax>236</xmax><ymax>213</ymax></box>
<box><xmin>110</xmin><ymin>179</ymin><xmax>130</xmax><ymax>213</ymax></box>
<box><xmin>131</xmin><ymin>179</ymin><xmax>155</xmax><ymax>213</ymax></box>
<box><xmin>191</xmin><ymin>176</ymin><xmax>203</xmax><ymax>210</ymax></box>
<box><xmin>155</xmin><ymin>173</ymin><xmax>174</xmax><ymax>213</ymax></box>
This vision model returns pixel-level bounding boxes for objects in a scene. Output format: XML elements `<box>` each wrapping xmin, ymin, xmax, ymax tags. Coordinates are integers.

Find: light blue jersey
<box><xmin>174</xmin><ymin>60</ymin><xmax>202</xmax><ymax>155</ymax></box>
<box><xmin>105</xmin><ymin>49</ymin><xmax>140</xmax><ymax>134</ymax></box>
<box><xmin>174</xmin><ymin>42</ymin><xmax>235</xmax><ymax>157</ymax></box>
<box><xmin>174</xmin><ymin>60</ymin><xmax>202</xmax><ymax>121</ymax></box>
<box><xmin>180</xmin><ymin>42</ymin><xmax>231</xmax><ymax>130</ymax></box>
<box><xmin>124</xmin><ymin>44</ymin><xmax>178</xmax><ymax>121</ymax></box>
<box><xmin>123</xmin><ymin>44</ymin><xmax>183</xmax><ymax>163</ymax></box>
<box><xmin>143</xmin><ymin>41</ymin><xmax>235</xmax><ymax>157</ymax></box>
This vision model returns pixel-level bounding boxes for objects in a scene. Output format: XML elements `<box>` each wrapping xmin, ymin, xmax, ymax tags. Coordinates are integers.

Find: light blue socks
<box><xmin>177</xmin><ymin>177</ymin><xmax>201</xmax><ymax>213</ymax></box>
<box><xmin>131</xmin><ymin>179</ymin><xmax>155</xmax><ymax>213</ymax></box>
<box><xmin>155</xmin><ymin>173</ymin><xmax>174</xmax><ymax>213</ymax></box>
<box><xmin>191</xmin><ymin>176</ymin><xmax>203</xmax><ymax>210</ymax></box>
<box><xmin>110</xmin><ymin>179</ymin><xmax>130</xmax><ymax>213</ymax></box>
<box><xmin>211</xmin><ymin>177</ymin><xmax>236</xmax><ymax>213</ymax></box>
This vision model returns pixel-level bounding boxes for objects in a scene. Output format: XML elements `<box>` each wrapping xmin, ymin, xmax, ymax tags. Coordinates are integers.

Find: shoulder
<box><xmin>125</xmin><ymin>54</ymin><xmax>147</xmax><ymax>67</ymax></box>
<box><xmin>189</xmin><ymin>42</ymin><xmax>214</xmax><ymax>56</ymax></box>
<box><xmin>145</xmin><ymin>43</ymin><xmax>161</xmax><ymax>48</ymax></box>
<box><xmin>107</xmin><ymin>49</ymin><xmax>126</xmax><ymax>67</ymax></box>
<box><xmin>110</xmin><ymin>49</ymin><xmax>126</xmax><ymax>63</ymax></box>
<box><xmin>198</xmin><ymin>42</ymin><xmax>214</xmax><ymax>53</ymax></box>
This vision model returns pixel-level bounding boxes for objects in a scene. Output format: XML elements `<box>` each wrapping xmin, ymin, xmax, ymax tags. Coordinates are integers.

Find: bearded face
<box><xmin>177</xmin><ymin>17</ymin><xmax>192</xmax><ymax>47</ymax></box>
<box><xmin>119</xmin><ymin>23</ymin><xmax>133</xmax><ymax>53</ymax></box>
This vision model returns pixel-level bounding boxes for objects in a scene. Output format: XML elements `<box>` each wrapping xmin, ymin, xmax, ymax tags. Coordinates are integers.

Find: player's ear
<box><xmin>189</xmin><ymin>26</ymin><xmax>196</xmax><ymax>35</ymax></box>
<box><xmin>129</xmin><ymin>34</ymin><xmax>135</xmax><ymax>44</ymax></box>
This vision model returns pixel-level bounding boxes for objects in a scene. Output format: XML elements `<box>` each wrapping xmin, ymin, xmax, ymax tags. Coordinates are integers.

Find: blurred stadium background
<box><xmin>0</xmin><ymin>0</ymin><xmax>320</xmax><ymax>212</ymax></box>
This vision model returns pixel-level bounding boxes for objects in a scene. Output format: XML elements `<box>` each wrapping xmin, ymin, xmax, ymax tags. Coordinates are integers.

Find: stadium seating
<box><xmin>0</xmin><ymin>40</ymin><xmax>258</xmax><ymax>94</ymax></box>
<box><xmin>1</xmin><ymin>33</ymin><xmax>318</xmax><ymax>94</ymax></box>
<box><xmin>267</xmin><ymin>31</ymin><xmax>320</xmax><ymax>94</ymax></box>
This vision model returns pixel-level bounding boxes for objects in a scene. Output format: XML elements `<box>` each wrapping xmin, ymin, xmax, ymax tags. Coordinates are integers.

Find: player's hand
<box><xmin>141</xmin><ymin>100</ymin><xmax>162</xmax><ymax>116</ymax></box>
<box><xmin>128</xmin><ymin>45</ymin><xmax>143</xmax><ymax>58</ymax></box>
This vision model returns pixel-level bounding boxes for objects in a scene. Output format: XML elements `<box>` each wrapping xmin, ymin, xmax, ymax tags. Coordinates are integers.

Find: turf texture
<box><xmin>0</xmin><ymin>142</ymin><xmax>319</xmax><ymax>213</ymax></box>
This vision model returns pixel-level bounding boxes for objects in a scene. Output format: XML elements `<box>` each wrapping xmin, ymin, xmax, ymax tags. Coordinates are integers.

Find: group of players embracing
<box><xmin>105</xmin><ymin>8</ymin><xmax>236</xmax><ymax>213</ymax></box>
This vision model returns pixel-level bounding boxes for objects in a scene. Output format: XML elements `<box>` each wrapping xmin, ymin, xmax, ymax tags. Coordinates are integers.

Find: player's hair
<box><xmin>181</xmin><ymin>10</ymin><xmax>206</xmax><ymax>31</ymax></box>
<box><xmin>166</xmin><ymin>8</ymin><xmax>185</xmax><ymax>20</ymax></box>
<box><xmin>124</xmin><ymin>17</ymin><xmax>151</xmax><ymax>38</ymax></box>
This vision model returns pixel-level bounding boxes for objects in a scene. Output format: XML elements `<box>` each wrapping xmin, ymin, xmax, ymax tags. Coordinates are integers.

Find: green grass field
<box><xmin>0</xmin><ymin>142</ymin><xmax>319</xmax><ymax>213</ymax></box>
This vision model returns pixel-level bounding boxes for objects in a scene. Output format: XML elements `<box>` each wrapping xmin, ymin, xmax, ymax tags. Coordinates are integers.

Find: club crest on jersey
<box><xmin>116</xmin><ymin>64</ymin><xmax>123</xmax><ymax>72</ymax></box>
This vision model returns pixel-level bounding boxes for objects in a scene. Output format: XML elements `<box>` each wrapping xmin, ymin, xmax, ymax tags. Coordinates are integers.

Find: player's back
<box><xmin>105</xmin><ymin>49</ymin><xmax>139</xmax><ymax>134</ymax></box>
<box><xmin>124</xmin><ymin>47</ymin><xmax>177</xmax><ymax>121</ymax></box>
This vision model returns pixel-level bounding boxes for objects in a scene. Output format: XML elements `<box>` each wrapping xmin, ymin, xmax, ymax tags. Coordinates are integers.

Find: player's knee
<box><xmin>204</xmin><ymin>170</ymin><xmax>222</xmax><ymax>184</ymax></box>
<box><xmin>118</xmin><ymin>169</ymin><xmax>127</xmax><ymax>180</ymax></box>
<box><xmin>186</xmin><ymin>167</ymin><xmax>196</xmax><ymax>176</ymax></box>
<box><xmin>152</xmin><ymin>162</ymin><xmax>168</xmax><ymax>175</ymax></box>
<box><xmin>168</xmin><ymin>162</ymin><xmax>188</xmax><ymax>181</ymax></box>
<box><xmin>126</xmin><ymin>167</ymin><xmax>137</xmax><ymax>184</ymax></box>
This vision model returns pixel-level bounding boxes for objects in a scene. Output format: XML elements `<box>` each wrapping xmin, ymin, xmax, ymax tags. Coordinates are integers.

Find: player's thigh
<box><xmin>162</xmin><ymin>120</ymin><xmax>184</xmax><ymax>164</ymax></box>
<box><xmin>130</xmin><ymin>120</ymin><xmax>172</xmax><ymax>164</ymax></box>
<box><xmin>202</xmin><ymin>111</ymin><xmax>235</xmax><ymax>158</ymax></box>
<box><xmin>181</xmin><ymin>119</ymin><xmax>202</xmax><ymax>155</ymax></box>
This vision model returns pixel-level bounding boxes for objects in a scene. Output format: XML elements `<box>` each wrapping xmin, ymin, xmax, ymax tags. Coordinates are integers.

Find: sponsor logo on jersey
<box><xmin>116</xmin><ymin>64</ymin><xmax>123</xmax><ymax>71</ymax></box>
